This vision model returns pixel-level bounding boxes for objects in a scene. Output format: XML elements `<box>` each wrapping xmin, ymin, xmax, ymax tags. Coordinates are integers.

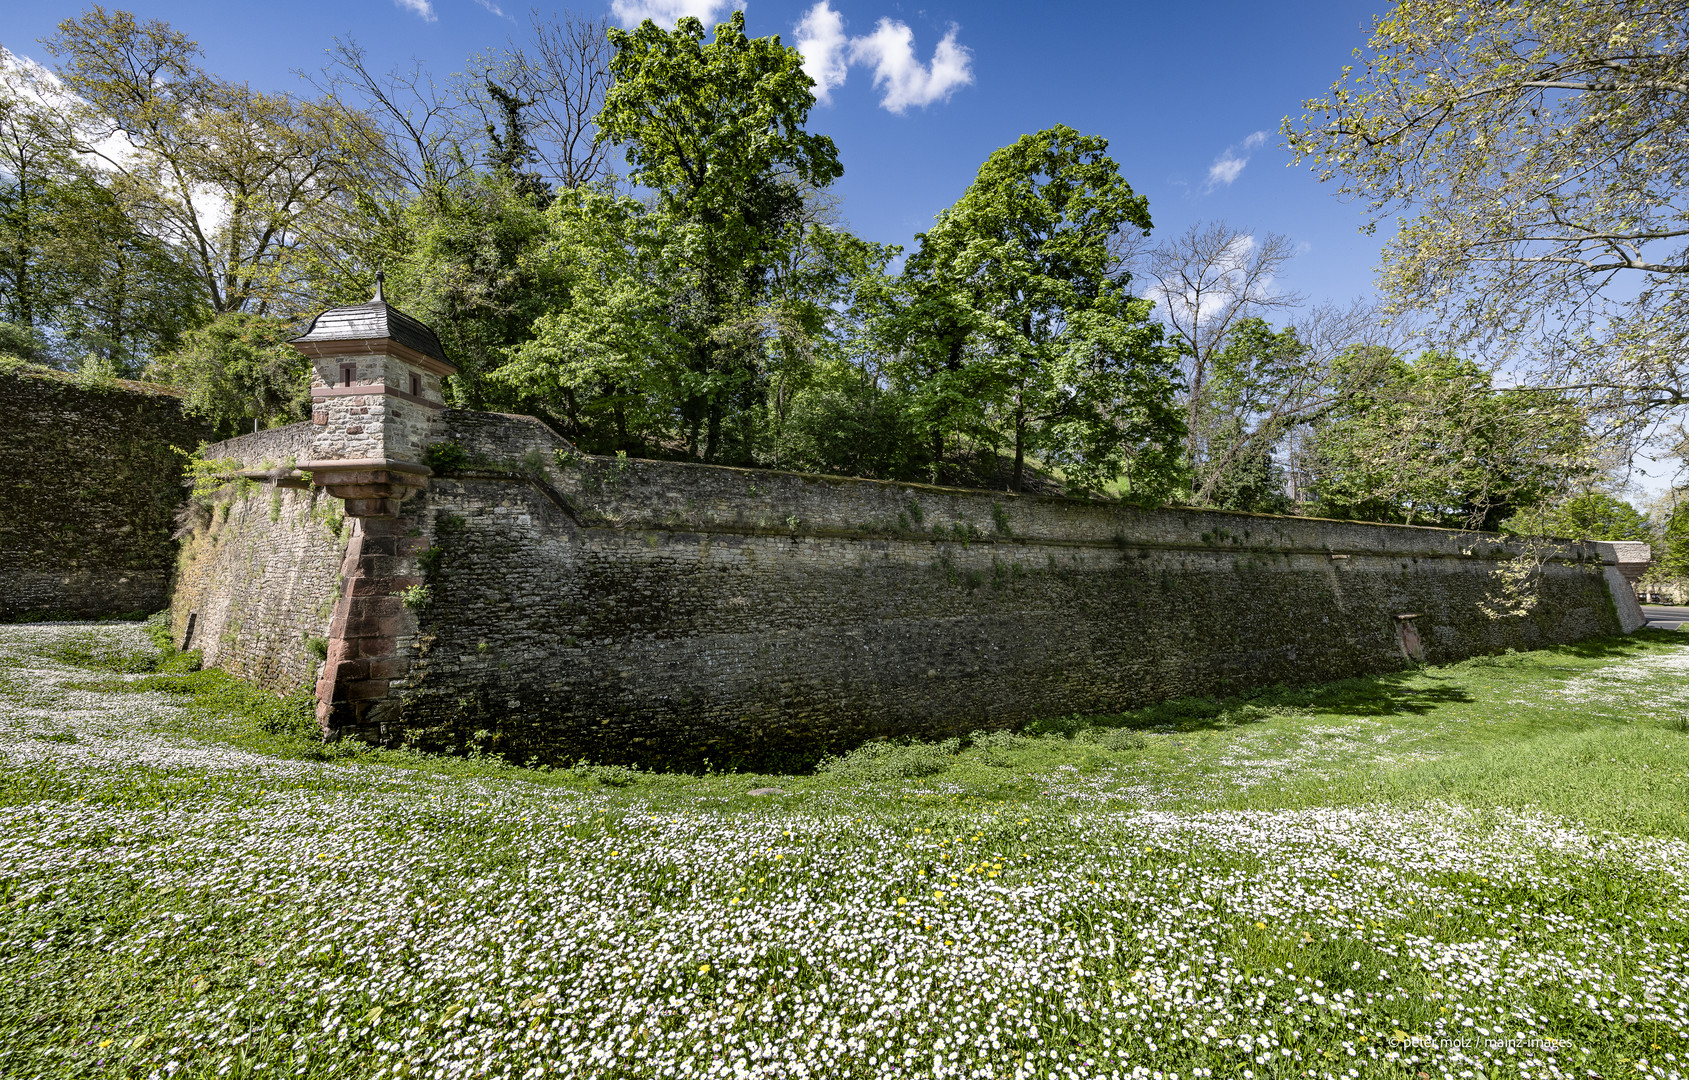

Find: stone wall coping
<box><xmin>1591</xmin><ymin>540</ymin><xmax>1652</xmax><ymax>567</ymax></box>
<box><xmin>2</xmin><ymin>362</ymin><xmax>188</xmax><ymax>399</ymax></box>
<box><xmin>300</xmin><ymin>457</ymin><xmax>432</xmax><ymax>476</ymax></box>
<box><xmin>435</xmin><ymin>409</ymin><xmax>1590</xmax><ymax>546</ymax></box>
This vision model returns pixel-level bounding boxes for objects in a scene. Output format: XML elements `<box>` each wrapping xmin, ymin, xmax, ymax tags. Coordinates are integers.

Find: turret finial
<box><xmin>372</xmin><ymin>270</ymin><xmax>386</xmax><ymax>303</ymax></box>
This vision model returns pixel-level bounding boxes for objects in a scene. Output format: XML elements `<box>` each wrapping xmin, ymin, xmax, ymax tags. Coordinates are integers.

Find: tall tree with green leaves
<box><xmin>1</xmin><ymin>62</ymin><xmax>202</xmax><ymax>372</ymax></box>
<box><xmin>1190</xmin><ymin>317</ymin><xmax>1305</xmax><ymax>511</ymax></box>
<box><xmin>1308</xmin><ymin>350</ymin><xmax>1589</xmax><ymax>530</ymax></box>
<box><xmin>46</xmin><ymin>6</ymin><xmax>382</xmax><ymax>317</ymax></box>
<box><xmin>596</xmin><ymin>11</ymin><xmax>843</xmax><ymax>462</ymax></box>
<box><xmin>1286</xmin><ymin>0</ymin><xmax>1689</xmax><ymax>455</ymax></box>
<box><xmin>1512</xmin><ymin>492</ymin><xmax>1652</xmax><ymax>542</ymax></box>
<box><xmin>0</xmin><ymin>62</ymin><xmax>78</xmax><ymax>344</ymax></box>
<box><xmin>149</xmin><ymin>312</ymin><xmax>310</xmax><ymax>435</ymax></box>
<box><xmin>898</xmin><ymin>125</ymin><xmax>1184</xmax><ymax>497</ymax></box>
<box><xmin>497</xmin><ymin>187</ymin><xmax>689</xmax><ymax>452</ymax></box>
<box><xmin>388</xmin><ymin>169</ymin><xmax>556</xmax><ymax>410</ymax></box>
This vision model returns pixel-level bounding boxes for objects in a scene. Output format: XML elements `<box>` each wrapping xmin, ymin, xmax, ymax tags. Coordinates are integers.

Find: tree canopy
<box><xmin>893</xmin><ymin>125</ymin><xmax>1183</xmax><ymax>496</ymax></box>
<box><xmin>1518</xmin><ymin>492</ymin><xmax>1652</xmax><ymax>542</ymax></box>
<box><xmin>1306</xmin><ymin>350</ymin><xmax>1589</xmax><ymax>530</ymax></box>
<box><xmin>0</xmin><ymin>3</ymin><xmax>1623</xmax><ymax>520</ymax></box>
<box><xmin>1286</xmin><ymin>0</ymin><xmax>1689</xmax><ymax>451</ymax></box>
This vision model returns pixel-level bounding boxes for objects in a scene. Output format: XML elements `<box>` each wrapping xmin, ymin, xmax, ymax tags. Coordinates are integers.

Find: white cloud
<box><xmin>1206</xmin><ymin>153</ymin><xmax>1248</xmax><ymax>188</ymax></box>
<box><xmin>1</xmin><ymin>48</ymin><xmax>137</xmax><ymax>172</ymax></box>
<box><xmin>1202</xmin><ymin>130</ymin><xmax>1269</xmax><ymax>191</ymax></box>
<box><xmin>793</xmin><ymin>3</ymin><xmax>973</xmax><ymax>114</ymax></box>
<box><xmin>852</xmin><ymin>19</ymin><xmax>972</xmax><ymax>113</ymax></box>
<box><xmin>394</xmin><ymin>0</ymin><xmax>438</xmax><ymax>22</ymax></box>
<box><xmin>472</xmin><ymin>0</ymin><xmax>510</xmax><ymax>16</ymax></box>
<box><xmin>794</xmin><ymin>2</ymin><xmax>850</xmax><ymax>103</ymax></box>
<box><xmin>610</xmin><ymin>0</ymin><xmax>741</xmax><ymax>27</ymax></box>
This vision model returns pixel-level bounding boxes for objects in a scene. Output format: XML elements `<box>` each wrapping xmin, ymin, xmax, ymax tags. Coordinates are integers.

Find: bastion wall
<box><xmin>174</xmin><ymin>410</ymin><xmax>1627</xmax><ymax>764</ymax></box>
<box><xmin>0</xmin><ymin>365</ymin><xmax>213</xmax><ymax>620</ymax></box>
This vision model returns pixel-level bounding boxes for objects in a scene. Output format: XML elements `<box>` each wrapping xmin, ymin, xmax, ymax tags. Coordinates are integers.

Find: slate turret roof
<box><xmin>290</xmin><ymin>273</ymin><xmax>450</xmax><ymax>367</ymax></box>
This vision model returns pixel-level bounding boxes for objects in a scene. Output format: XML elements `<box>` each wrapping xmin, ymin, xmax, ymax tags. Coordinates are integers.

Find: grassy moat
<box><xmin>1</xmin><ymin>621</ymin><xmax>1685</xmax><ymax>1080</ymax></box>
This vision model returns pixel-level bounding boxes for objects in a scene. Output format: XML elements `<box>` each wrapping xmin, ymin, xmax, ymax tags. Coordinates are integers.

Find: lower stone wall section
<box><xmin>170</xmin><ymin>482</ymin><xmax>347</xmax><ymax>693</ymax></box>
<box><xmin>178</xmin><ymin>412</ymin><xmax>1626</xmax><ymax>763</ymax></box>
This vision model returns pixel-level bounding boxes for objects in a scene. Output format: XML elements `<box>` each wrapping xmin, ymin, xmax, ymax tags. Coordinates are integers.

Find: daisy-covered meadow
<box><xmin>1</xmin><ymin>622</ymin><xmax>1686</xmax><ymax>1080</ymax></box>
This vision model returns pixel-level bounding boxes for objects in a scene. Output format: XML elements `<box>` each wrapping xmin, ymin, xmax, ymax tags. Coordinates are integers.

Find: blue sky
<box><xmin>1</xmin><ymin>0</ymin><xmax>1390</xmax><ymax>309</ymax></box>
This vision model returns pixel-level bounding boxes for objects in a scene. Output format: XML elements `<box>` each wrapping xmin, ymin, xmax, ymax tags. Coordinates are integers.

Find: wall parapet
<box><xmin>433</xmin><ymin>410</ymin><xmax>1596</xmax><ymax>565</ymax></box>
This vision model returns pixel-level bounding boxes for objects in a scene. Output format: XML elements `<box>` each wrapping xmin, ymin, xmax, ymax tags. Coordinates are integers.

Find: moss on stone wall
<box><xmin>0</xmin><ymin>365</ymin><xmax>213</xmax><ymax>620</ymax></box>
<box><xmin>180</xmin><ymin>408</ymin><xmax>1629</xmax><ymax>767</ymax></box>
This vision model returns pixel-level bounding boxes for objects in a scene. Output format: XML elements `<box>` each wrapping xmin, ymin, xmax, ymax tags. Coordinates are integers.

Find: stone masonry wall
<box><xmin>169</xmin><ymin>478</ymin><xmax>348</xmax><ymax>692</ymax></box>
<box><xmin>0</xmin><ymin>364</ymin><xmax>213</xmax><ymax>620</ymax></box>
<box><xmin>305</xmin><ymin>355</ymin><xmax>444</xmax><ymax>464</ymax></box>
<box><xmin>180</xmin><ymin>410</ymin><xmax>1626</xmax><ymax>763</ymax></box>
<box><xmin>165</xmin><ymin>425</ymin><xmax>354</xmax><ymax>690</ymax></box>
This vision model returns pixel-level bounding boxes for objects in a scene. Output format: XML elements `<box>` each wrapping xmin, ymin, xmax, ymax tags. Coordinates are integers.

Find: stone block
<box><xmin>324</xmin><ymin>638</ymin><xmax>354</xmax><ymax>668</ymax></box>
<box><xmin>367</xmin><ymin>657</ymin><xmax>407</xmax><ymax>679</ymax></box>
<box><xmin>359</xmin><ymin>535</ymin><xmax>399</xmax><ymax>557</ymax></box>
<box><xmin>359</xmin><ymin>517</ymin><xmax>409</xmax><ymax>538</ymax></box>
<box><xmin>344</xmin><ymin>498</ymin><xmax>402</xmax><ymax>518</ymax></box>
<box><xmin>345</xmin><ymin>678</ymin><xmax>391</xmax><ymax>701</ymax></box>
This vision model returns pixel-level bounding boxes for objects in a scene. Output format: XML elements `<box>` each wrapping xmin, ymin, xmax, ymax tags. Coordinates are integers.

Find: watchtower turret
<box><xmin>289</xmin><ymin>274</ymin><xmax>455</xmax><ymax>516</ymax></box>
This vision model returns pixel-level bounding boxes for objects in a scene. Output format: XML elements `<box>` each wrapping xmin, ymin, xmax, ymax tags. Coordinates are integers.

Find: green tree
<box><xmin>896</xmin><ymin>125</ymin><xmax>1184</xmax><ymax>497</ymax></box>
<box><xmin>596</xmin><ymin>11</ymin><xmax>842</xmax><ymax>462</ymax></box>
<box><xmin>1286</xmin><ymin>0</ymin><xmax>1689</xmax><ymax>447</ymax></box>
<box><xmin>151</xmin><ymin>313</ymin><xmax>310</xmax><ymax>435</ymax></box>
<box><xmin>1519</xmin><ymin>493</ymin><xmax>1652</xmax><ymax>542</ymax></box>
<box><xmin>46</xmin><ymin>6</ymin><xmax>383</xmax><ymax>316</ymax></box>
<box><xmin>1190</xmin><ymin>317</ymin><xmax>1306</xmax><ymax>510</ymax></box>
<box><xmin>497</xmin><ymin>187</ymin><xmax>688</xmax><ymax>453</ymax></box>
<box><xmin>1</xmin><ymin>65</ymin><xmax>202</xmax><ymax>373</ymax></box>
<box><xmin>0</xmin><ymin>64</ymin><xmax>79</xmax><ymax>343</ymax></box>
<box><xmin>1308</xmin><ymin>351</ymin><xmax>1588</xmax><ymax>530</ymax></box>
<box><xmin>877</xmin><ymin>243</ymin><xmax>990</xmax><ymax>484</ymax></box>
<box><xmin>387</xmin><ymin>170</ymin><xmax>554</xmax><ymax>409</ymax></box>
<box><xmin>1653</xmin><ymin>502</ymin><xmax>1689</xmax><ymax>583</ymax></box>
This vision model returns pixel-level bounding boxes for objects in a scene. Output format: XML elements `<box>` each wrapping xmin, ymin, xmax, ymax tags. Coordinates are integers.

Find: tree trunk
<box><xmin>1011</xmin><ymin>409</ymin><xmax>1027</xmax><ymax>492</ymax></box>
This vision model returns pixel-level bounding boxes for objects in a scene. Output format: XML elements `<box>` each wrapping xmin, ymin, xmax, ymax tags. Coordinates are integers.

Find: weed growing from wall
<box><xmin>424</xmin><ymin>442</ymin><xmax>469</xmax><ymax>473</ymax></box>
<box><xmin>176</xmin><ymin>447</ymin><xmax>243</xmax><ymax>499</ymax></box>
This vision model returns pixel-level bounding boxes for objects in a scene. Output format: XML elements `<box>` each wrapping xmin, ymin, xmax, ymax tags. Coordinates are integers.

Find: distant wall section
<box><xmin>0</xmin><ymin>365</ymin><xmax>213</xmax><ymax>620</ymax></box>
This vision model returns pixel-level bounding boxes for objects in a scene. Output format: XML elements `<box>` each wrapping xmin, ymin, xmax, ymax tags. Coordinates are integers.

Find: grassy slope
<box><xmin>0</xmin><ymin>620</ymin><xmax>1685</xmax><ymax>1080</ymax></box>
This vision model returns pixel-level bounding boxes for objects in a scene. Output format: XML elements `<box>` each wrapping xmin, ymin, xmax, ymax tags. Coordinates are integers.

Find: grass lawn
<box><xmin>0</xmin><ymin>620</ymin><xmax>1685</xmax><ymax>1080</ymax></box>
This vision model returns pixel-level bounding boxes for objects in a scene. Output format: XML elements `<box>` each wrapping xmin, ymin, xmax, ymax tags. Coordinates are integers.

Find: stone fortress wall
<box><xmin>175</xmin><ymin>409</ymin><xmax>1637</xmax><ymax>764</ymax></box>
<box><xmin>167</xmin><ymin>425</ymin><xmax>347</xmax><ymax>692</ymax></box>
<box><xmin>0</xmin><ymin>365</ymin><xmax>212</xmax><ymax>621</ymax></box>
